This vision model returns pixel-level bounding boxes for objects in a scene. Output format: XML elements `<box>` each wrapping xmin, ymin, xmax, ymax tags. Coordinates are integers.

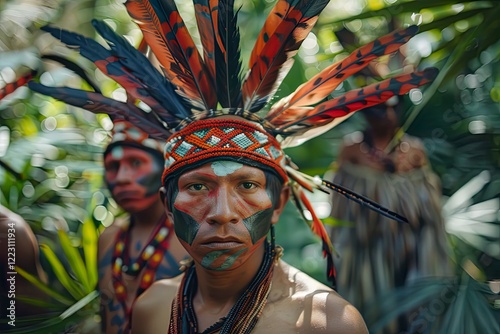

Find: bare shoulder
<box><xmin>262</xmin><ymin>261</ymin><xmax>367</xmax><ymax>334</ymax></box>
<box><xmin>131</xmin><ymin>275</ymin><xmax>182</xmax><ymax>334</ymax></box>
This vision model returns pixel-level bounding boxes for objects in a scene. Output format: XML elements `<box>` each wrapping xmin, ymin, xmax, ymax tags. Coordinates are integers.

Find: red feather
<box><xmin>267</xmin><ymin>25</ymin><xmax>419</xmax><ymax>121</ymax></box>
<box><xmin>0</xmin><ymin>70</ymin><xmax>36</xmax><ymax>100</ymax></box>
<box><xmin>125</xmin><ymin>0</ymin><xmax>216</xmax><ymax>110</ymax></box>
<box><xmin>194</xmin><ymin>0</ymin><xmax>217</xmax><ymax>80</ymax></box>
<box><xmin>290</xmin><ymin>183</ymin><xmax>336</xmax><ymax>284</ymax></box>
<box><xmin>241</xmin><ymin>0</ymin><xmax>330</xmax><ymax>112</ymax></box>
<box><xmin>277</xmin><ymin>67</ymin><xmax>438</xmax><ymax>138</ymax></box>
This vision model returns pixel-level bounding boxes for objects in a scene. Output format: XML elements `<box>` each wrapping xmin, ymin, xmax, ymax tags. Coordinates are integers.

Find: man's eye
<box><xmin>188</xmin><ymin>184</ymin><xmax>207</xmax><ymax>191</ymax></box>
<box><xmin>241</xmin><ymin>182</ymin><xmax>256</xmax><ymax>190</ymax></box>
<box><xmin>131</xmin><ymin>159</ymin><xmax>142</xmax><ymax>168</ymax></box>
<box><xmin>105</xmin><ymin>162</ymin><xmax>119</xmax><ymax>172</ymax></box>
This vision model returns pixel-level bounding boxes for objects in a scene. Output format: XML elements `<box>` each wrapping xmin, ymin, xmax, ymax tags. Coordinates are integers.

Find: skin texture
<box><xmin>98</xmin><ymin>146</ymin><xmax>187</xmax><ymax>334</ymax></box>
<box><xmin>131</xmin><ymin>160</ymin><xmax>368</xmax><ymax>334</ymax></box>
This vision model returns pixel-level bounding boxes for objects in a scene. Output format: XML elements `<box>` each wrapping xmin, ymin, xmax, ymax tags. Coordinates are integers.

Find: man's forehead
<box><xmin>179</xmin><ymin>160</ymin><xmax>265</xmax><ymax>179</ymax></box>
<box><xmin>104</xmin><ymin>145</ymin><xmax>153</xmax><ymax>161</ymax></box>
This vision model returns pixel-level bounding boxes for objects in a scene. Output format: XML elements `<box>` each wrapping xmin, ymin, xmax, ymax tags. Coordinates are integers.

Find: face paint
<box><xmin>201</xmin><ymin>248</ymin><xmax>246</xmax><ymax>270</ymax></box>
<box><xmin>242</xmin><ymin>208</ymin><xmax>274</xmax><ymax>244</ymax></box>
<box><xmin>104</xmin><ymin>146</ymin><xmax>163</xmax><ymax>213</ymax></box>
<box><xmin>211</xmin><ymin>161</ymin><xmax>243</xmax><ymax>176</ymax></box>
<box><xmin>137</xmin><ymin>155</ymin><xmax>163</xmax><ymax>197</ymax></box>
<box><xmin>111</xmin><ymin>146</ymin><xmax>124</xmax><ymax>160</ymax></box>
<box><xmin>172</xmin><ymin>208</ymin><xmax>201</xmax><ymax>245</ymax></box>
<box><xmin>171</xmin><ymin>162</ymin><xmax>280</xmax><ymax>271</ymax></box>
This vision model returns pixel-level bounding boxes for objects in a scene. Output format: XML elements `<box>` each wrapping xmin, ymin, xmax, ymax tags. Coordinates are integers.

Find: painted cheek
<box><xmin>136</xmin><ymin>160</ymin><xmax>163</xmax><ymax>197</ymax></box>
<box><xmin>242</xmin><ymin>208</ymin><xmax>274</xmax><ymax>244</ymax></box>
<box><xmin>172</xmin><ymin>208</ymin><xmax>201</xmax><ymax>246</ymax></box>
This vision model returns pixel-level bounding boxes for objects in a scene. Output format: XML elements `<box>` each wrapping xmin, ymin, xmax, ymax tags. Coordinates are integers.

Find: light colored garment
<box><xmin>329</xmin><ymin>162</ymin><xmax>451</xmax><ymax>311</ymax></box>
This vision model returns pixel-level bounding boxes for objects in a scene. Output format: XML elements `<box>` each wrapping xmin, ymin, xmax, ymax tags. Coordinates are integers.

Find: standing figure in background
<box><xmin>98</xmin><ymin>120</ymin><xmax>187</xmax><ymax>334</ymax></box>
<box><xmin>327</xmin><ymin>98</ymin><xmax>451</xmax><ymax>331</ymax></box>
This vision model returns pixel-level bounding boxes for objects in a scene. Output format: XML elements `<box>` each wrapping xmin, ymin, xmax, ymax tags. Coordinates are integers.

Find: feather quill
<box><xmin>242</xmin><ymin>0</ymin><xmax>330</xmax><ymax>112</ymax></box>
<box><xmin>126</xmin><ymin>0</ymin><xmax>216</xmax><ymax>110</ymax></box>
<box><xmin>267</xmin><ymin>25</ymin><xmax>419</xmax><ymax>120</ymax></box>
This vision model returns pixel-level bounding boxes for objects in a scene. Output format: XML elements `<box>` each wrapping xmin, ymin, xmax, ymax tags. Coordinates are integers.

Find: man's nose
<box><xmin>115</xmin><ymin>164</ymin><xmax>132</xmax><ymax>183</ymax></box>
<box><xmin>206</xmin><ymin>187</ymin><xmax>239</xmax><ymax>225</ymax></box>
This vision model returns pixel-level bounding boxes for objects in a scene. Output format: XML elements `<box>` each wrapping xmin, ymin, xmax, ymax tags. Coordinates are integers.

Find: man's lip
<box><xmin>113</xmin><ymin>190</ymin><xmax>142</xmax><ymax>201</ymax></box>
<box><xmin>201</xmin><ymin>238</ymin><xmax>243</xmax><ymax>247</ymax></box>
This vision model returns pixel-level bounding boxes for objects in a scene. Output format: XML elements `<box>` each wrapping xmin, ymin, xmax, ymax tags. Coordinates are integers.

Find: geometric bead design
<box><xmin>162</xmin><ymin>118</ymin><xmax>288</xmax><ymax>182</ymax></box>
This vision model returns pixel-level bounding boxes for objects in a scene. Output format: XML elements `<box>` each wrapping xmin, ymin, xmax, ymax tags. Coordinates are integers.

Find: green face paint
<box><xmin>172</xmin><ymin>201</ymin><xmax>200</xmax><ymax>245</ymax></box>
<box><xmin>242</xmin><ymin>208</ymin><xmax>274</xmax><ymax>244</ymax></box>
<box><xmin>201</xmin><ymin>248</ymin><xmax>247</xmax><ymax>270</ymax></box>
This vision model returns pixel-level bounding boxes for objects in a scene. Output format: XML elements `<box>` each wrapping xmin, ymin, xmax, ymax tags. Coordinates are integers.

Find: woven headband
<box><xmin>162</xmin><ymin>117</ymin><xmax>287</xmax><ymax>184</ymax></box>
<box><xmin>104</xmin><ymin>120</ymin><xmax>164</xmax><ymax>157</ymax></box>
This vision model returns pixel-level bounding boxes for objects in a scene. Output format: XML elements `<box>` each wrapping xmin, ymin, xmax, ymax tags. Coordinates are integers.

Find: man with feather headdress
<box><xmin>97</xmin><ymin>120</ymin><xmax>187</xmax><ymax>334</ymax></box>
<box><xmin>27</xmin><ymin>0</ymin><xmax>440</xmax><ymax>333</ymax></box>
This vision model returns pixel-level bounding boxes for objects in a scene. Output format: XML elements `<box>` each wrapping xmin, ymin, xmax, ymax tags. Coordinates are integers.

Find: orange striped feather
<box><xmin>267</xmin><ymin>25</ymin><xmax>419</xmax><ymax>121</ymax></box>
<box><xmin>242</xmin><ymin>0</ymin><xmax>330</xmax><ymax>112</ymax></box>
<box><xmin>126</xmin><ymin>0</ymin><xmax>216</xmax><ymax>109</ymax></box>
<box><xmin>277</xmin><ymin>67</ymin><xmax>438</xmax><ymax>133</ymax></box>
<box><xmin>249</xmin><ymin>0</ymin><xmax>294</xmax><ymax>67</ymax></box>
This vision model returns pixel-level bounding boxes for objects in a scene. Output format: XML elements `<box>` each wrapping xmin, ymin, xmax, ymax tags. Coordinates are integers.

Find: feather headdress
<box><xmin>28</xmin><ymin>0</ymin><xmax>438</xmax><ymax>286</ymax></box>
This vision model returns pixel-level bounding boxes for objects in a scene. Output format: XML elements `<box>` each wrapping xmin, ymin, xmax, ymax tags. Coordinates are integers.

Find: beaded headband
<box><xmin>162</xmin><ymin>117</ymin><xmax>287</xmax><ymax>183</ymax></box>
<box><xmin>28</xmin><ymin>0</ymin><xmax>438</xmax><ymax>286</ymax></box>
<box><xmin>104</xmin><ymin>120</ymin><xmax>164</xmax><ymax>156</ymax></box>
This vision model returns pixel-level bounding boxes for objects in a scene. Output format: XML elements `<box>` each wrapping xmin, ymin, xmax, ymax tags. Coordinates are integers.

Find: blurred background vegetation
<box><xmin>0</xmin><ymin>0</ymin><xmax>499</xmax><ymax>332</ymax></box>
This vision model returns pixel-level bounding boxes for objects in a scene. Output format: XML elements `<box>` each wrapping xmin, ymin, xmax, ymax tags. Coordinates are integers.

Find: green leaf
<box><xmin>40</xmin><ymin>244</ymin><xmax>85</xmax><ymax>300</ymax></box>
<box><xmin>58</xmin><ymin>229</ymin><xmax>92</xmax><ymax>293</ymax></box>
<box><xmin>82</xmin><ymin>218</ymin><xmax>98</xmax><ymax>289</ymax></box>
<box><xmin>15</xmin><ymin>266</ymin><xmax>74</xmax><ymax>305</ymax></box>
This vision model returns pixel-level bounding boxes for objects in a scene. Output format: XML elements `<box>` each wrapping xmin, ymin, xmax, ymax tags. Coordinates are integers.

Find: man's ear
<box><xmin>271</xmin><ymin>185</ymin><xmax>290</xmax><ymax>224</ymax></box>
<box><xmin>160</xmin><ymin>187</ymin><xmax>175</xmax><ymax>223</ymax></box>
<box><xmin>159</xmin><ymin>186</ymin><xmax>167</xmax><ymax>206</ymax></box>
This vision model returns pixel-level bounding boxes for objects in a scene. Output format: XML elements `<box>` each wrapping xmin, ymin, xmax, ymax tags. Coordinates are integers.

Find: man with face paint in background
<box><xmin>98</xmin><ymin>120</ymin><xmax>187</xmax><ymax>334</ymax></box>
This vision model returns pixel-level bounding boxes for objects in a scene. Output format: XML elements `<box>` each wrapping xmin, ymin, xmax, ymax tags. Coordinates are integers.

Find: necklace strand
<box><xmin>111</xmin><ymin>213</ymin><xmax>172</xmax><ymax>321</ymax></box>
<box><xmin>169</xmin><ymin>240</ymin><xmax>276</xmax><ymax>334</ymax></box>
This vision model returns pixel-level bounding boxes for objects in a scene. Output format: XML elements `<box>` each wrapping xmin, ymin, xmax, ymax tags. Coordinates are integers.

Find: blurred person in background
<box><xmin>327</xmin><ymin>97</ymin><xmax>452</xmax><ymax>332</ymax></box>
<box><xmin>98</xmin><ymin>120</ymin><xmax>187</xmax><ymax>334</ymax></box>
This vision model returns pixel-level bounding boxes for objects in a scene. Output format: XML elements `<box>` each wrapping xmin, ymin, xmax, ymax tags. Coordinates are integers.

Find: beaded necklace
<box><xmin>169</xmin><ymin>240</ymin><xmax>277</xmax><ymax>334</ymax></box>
<box><xmin>111</xmin><ymin>213</ymin><xmax>172</xmax><ymax>321</ymax></box>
